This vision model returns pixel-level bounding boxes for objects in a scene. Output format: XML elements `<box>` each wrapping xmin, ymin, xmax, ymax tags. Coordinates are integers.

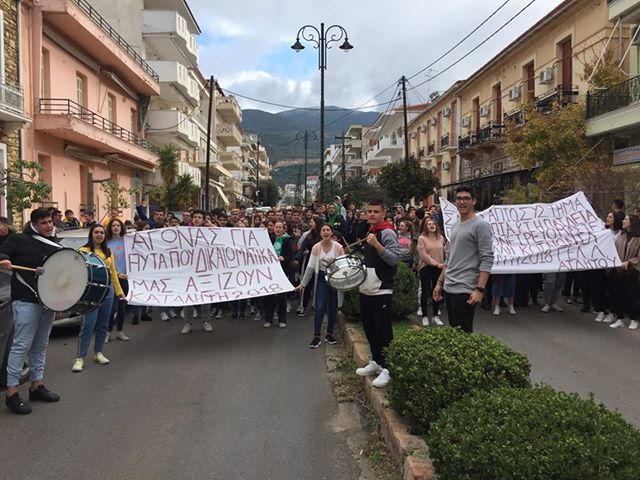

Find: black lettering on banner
<box><xmin>131</xmin><ymin>232</ymin><xmax>153</xmax><ymax>252</ymax></box>
<box><xmin>160</xmin><ymin>228</ymin><xmax>178</xmax><ymax>245</ymax></box>
<box><xmin>186</xmin><ymin>276</ymin><xmax>198</xmax><ymax>292</ymax></box>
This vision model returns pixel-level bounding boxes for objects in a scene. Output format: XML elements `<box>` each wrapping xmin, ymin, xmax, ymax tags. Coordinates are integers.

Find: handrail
<box><xmin>39</xmin><ymin>98</ymin><xmax>157</xmax><ymax>152</ymax></box>
<box><xmin>71</xmin><ymin>0</ymin><xmax>159</xmax><ymax>82</ymax></box>
<box><xmin>0</xmin><ymin>81</ymin><xmax>25</xmax><ymax>114</ymax></box>
<box><xmin>586</xmin><ymin>75</ymin><xmax>640</xmax><ymax>119</ymax></box>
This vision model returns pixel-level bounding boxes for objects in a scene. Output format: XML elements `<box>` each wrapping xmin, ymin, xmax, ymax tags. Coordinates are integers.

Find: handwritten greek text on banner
<box><xmin>124</xmin><ymin>227</ymin><xmax>294</xmax><ymax>306</ymax></box>
<box><xmin>439</xmin><ymin>192</ymin><xmax>621</xmax><ymax>274</ymax></box>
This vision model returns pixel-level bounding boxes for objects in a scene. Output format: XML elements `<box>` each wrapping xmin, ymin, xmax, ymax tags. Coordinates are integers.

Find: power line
<box><xmin>407</xmin><ymin>0</ymin><xmax>513</xmax><ymax>80</ymax></box>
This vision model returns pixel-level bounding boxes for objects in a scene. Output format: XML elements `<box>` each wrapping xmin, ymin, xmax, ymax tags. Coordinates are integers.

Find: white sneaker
<box><xmin>104</xmin><ymin>332</ymin><xmax>111</xmax><ymax>344</ymax></box>
<box><xmin>433</xmin><ymin>315</ymin><xmax>444</xmax><ymax>326</ymax></box>
<box><xmin>286</xmin><ymin>302</ymin><xmax>292</xmax><ymax>313</ymax></box>
<box><xmin>372</xmin><ymin>369</ymin><xmax>390</xmax><ymax>388</ymax></box>
<box><xmin>594</xmin><ymin>312</ymin><xmax>605</xmax><ymax>323</ymax></box>
<box><xmin>508</xmin><ymin>305</ymin><xmax>516</xmax><ymax>315</ymax></box>
<box><xmin>603</xmin><ymin>313</ymin><xmax>616</xmax><ymax>324</ymax></box>
<box><xmin>116</xmin><ymin>331</ymin><xmax>130</xmax><ymax>341</ymax></box>
<box><xmin>551</xmin><ymin>303</ymin><xmax>564</xmax><ymax>312</ymax></box>
<box><xmin>263</xmin><ymin>322</ymin><xmax>271</xmax><ymax>328</ymax></box>
<box><xmin>355</xmin><ymin>361</ymin><xmax>382</xmax><ymax>377</ymax></box>
<box><xmin>541</xmin><ymin>304</ymin><xmax>550</xmax><ymax>313</ymax></box>
<box><xmin>629</xmin><ymin>320</ymin><xmax>639</xmax><ymax>330</ymax></box>
<box><xmin>249</xmin><ymin>306</ymin><xmax>257</xmax><ymax>315</ymax></box>
<box><xmin>493</xmin><ymin>306</ymin><xmax>501</xmax><ymax>316</ymax></box>
<box><xmin>169</xmin><ymin>310</ymin><xmax>178</xmax><ymax>319</ymax></box>
<box><xmin>193</xmin><ymin>309</ymin><xmax>198</xmax><ymax>319</ymax></box>
<box><xmin>216</xmin><ymin>309</ymin><xmax>223</xmax><ymax>320</ymax></box>
<box><xmin>203</xmin><ymin>321</ymin><xmax>213</xmax><ymax>332</ymax></box>
<box><xmin>95</xmin><ymin>352</ymin><xmax>110</xmax><ymax>364</ymax></box>
<box><xmin>181</xmin><ymin>323</ymin><xmax>192</xmax><ymax>335</ymax></box>
<box><xmin>417</xmin><ymin>307</ymin><xmax>423</xmax><ymax>316</ymax></box>
<box><xmin>278</xmin><ymin>322</ymin><xmax>286</xmax><ymax>328</ymax></box>
<box><xmin>160</xmin><ymin>312</ymin><xmax>170</xmax><ymax>322</ymax></box>
<box><xmin>255</xmin><ymin>312</ymin><xmax>262</xmax><ymax>322</ymax></box>
<box><xmin>421</xmin><ymin>316</ymin><xmax>429</xmax><ymax>327</ymax></box>
<box><xmin>180</xmin><ymin>309</ymin><xmax>185</xmax><ymax>319</ymax></box>
<box><xmin>72</xmin><ymin>357</ymin><xmax>84</xmax><ymax>372</ymax></box>
<box><xmin>609</xmin><ymin>319</ymin><xmax>625</xmax><ymax>329</ymax></box>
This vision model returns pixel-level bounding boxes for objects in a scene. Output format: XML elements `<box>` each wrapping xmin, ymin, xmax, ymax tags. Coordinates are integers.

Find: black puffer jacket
<box><xmin>0</xmin><ymin>225</ymin><xmax>60</xmax><ymax>303</ymax></box>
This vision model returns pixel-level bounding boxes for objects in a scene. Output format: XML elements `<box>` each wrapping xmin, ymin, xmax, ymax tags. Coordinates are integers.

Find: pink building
<box><xmin>19</xmin><ymin>0</ymin><xmax>160</xmax><ymax>223</ymax></box>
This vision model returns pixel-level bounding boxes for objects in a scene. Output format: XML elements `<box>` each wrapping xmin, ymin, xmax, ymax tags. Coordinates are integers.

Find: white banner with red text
<box><xmin>439</xmin><ymin>192</ymin><xmax>621</xmax><ymax>274</ymax></box>
<box><xmin>124</xmin><ymin>227</ymin><xmax>294</xmax><ymax>306</ymax></box>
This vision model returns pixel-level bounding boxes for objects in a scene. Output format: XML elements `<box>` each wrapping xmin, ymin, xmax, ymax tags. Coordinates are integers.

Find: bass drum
<box><xmin>37</xmin><ymin>249</ymin><xmax>111</xmax><ymax>314</ymax></box>
<box><xmin>326</xmin><ymin>254</ymin><xmax>367</xmax><ymax>291</ymax></box>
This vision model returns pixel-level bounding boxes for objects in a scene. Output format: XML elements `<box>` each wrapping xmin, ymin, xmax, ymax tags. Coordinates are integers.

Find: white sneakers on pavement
<box><xmin>181</xmin><ymin>322</ymin><xmax>192</xmax><ymax>335</ymax></box>
<box><xmin>432</xmin><ymin>315</ymin><xmax>444</xmax><ymax>326</ymax></box>
<box><xmin>356</xmin><ymin>360</ymin><xmax>382</xmax><ymax>377</ymax></box>
<box><xmin>551</xmin><ymin>303</ymin><xmax>564</xmax><ymax>312</ymax></box>
<box><xmin>541</xmin><ymin>304</ymin><xmax>550</xmax><ymax>313</ymax></box>
<box><xmin>95</xmin><ymin>352</ymin><xmax>110</xmax><ymax>364</ymax></box>
<box><xmin>372</xmin><ymin>369</ymin><xmax>390</xmax><ymax>388</ymax></box>
<box><xmin>609</xmin><ymin>319</ymin><xmax>625</xmax><ymax>329</ymax></box>
<box><xmin>116</xmin><ymin>331</ymin><xmax>130</xmax><ymax>341</ymax></box>
<box><xmin>603</xmin><ymin>313</ymin><xmax>615</xmax><ymax>323</ymax></box>
<box><xmin>508</xmin><ymin>305</ymin><xmax>516</xmax><ymax>315</ymax></box>
<box><xmin>629</xmin><ymin>320</ymin><xmax>639</xmax><ymax>330</ymax></box>
<box><xmin>421</xmin><ymin>316</ymin><xmax>429</xmax><ymax>327</ymax></box>
<box><xmin>493</xmin><ymin>306</ymin><xmax>501</xmax><ymax>316</ymax></box>
<box><xmin>594</xmin><ymin>312</ymin><xmax>606</xmax><ymax>322</ymax></box>
<box><xmin>72</xmin><ymin>358</ymin><xmax>84</xmax><ymax>372</ymax></box>
<box><xmin>203</xmin><ymin>321</ymin><xmax>213</xmax><ymax>332</ymax></box>
<box><xmin>278</xmin><ymin>322</ymin><xmax>287</xmax><ymax>328</ymax></box>
<box><xmin>160</xmin><ymin>312</ymin><xmax>170</xmax><ymax>321</ymax></box>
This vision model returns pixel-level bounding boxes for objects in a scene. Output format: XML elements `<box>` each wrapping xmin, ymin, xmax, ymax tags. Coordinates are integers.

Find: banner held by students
<box><xmin>439</xmin><ymin>192</ymin><xmax>621</xmax><ymax>274</ymax></box>
<box><xmin>124</xmin><ymin>227</ymin><xmax>294</xmax><ymax>306</ymax></box>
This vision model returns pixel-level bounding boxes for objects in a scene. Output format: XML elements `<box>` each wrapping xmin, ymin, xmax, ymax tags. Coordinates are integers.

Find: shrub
<box><xmin>428</xmin><ymin>386</ymin><xmax>640</xmax><ymax>480</ymax></box>
<box><xmin>386</xmin><ymin>327</ymin><xmax>531</xmax><ymax>432</ymax></box>
<box><xmin>340</xmin><ymin>261</ymin><xmax>418</xmax><ymax>320</ymax></box>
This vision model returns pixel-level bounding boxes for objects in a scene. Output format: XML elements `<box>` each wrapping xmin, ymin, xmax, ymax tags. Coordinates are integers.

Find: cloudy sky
<box><xmin>188</xmin><ymin>0</ymin><xmax>565</xmax><ymax>113</ymax></box>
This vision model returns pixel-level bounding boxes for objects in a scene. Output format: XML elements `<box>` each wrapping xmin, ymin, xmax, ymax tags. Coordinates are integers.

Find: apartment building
<box><xmin>20</xmin><ymin>0</ymin><xmax>161</xmax><ymax>222</ymax></box>
<box><xmin>343</xmin><ymin>124</ymin><xmax>371</xmax><ymax>180</ymax></box>
<box><xmin>586</xmin><ymin>0</ymin><xmax>640</xmax><ymax>204</ymax></box>
<box><xmin>0</xmin><ymin>0</ymin><xmax>31</xmax><ymax>220</ymax></box>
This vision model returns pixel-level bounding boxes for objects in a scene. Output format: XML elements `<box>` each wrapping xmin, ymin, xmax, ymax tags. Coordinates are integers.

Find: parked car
<box><xmin>0</xmin><ymin>270</ymin><xmax>30</xmax><ymax>388</ymax></box>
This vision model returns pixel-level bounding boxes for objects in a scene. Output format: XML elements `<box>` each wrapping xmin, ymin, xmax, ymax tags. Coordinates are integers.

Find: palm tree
<box><xmin>168</xmin><ymin>173</ymin><xmax>199</xmax><ymax>210</ymax></box>
<box><xmin>158</xmin><ymin>144</ymin><xmax>179</xmax><ymax>188</ymax></box>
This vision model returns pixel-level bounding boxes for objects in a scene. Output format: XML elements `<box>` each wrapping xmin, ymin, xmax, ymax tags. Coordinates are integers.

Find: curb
<box><xmin>338</xmin><ymin>314</ymin><xmax>436</xmax><ymax>480</ymax></box>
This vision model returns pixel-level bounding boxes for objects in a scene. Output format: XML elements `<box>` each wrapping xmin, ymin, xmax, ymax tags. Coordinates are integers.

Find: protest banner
<box><xmin>124</xmin><ymin>227</ymin><xmax>294</xmax><ymax>306</ymax></box>
<box><xmin>440</xmin><ymin>192</ymin><xmax>621</xmax><ymax>274</ymax></box>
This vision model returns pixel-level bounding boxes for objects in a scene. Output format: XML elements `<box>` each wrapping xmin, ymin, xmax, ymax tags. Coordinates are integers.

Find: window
<box><xmin>76</xmin><ymin>74</ymin><xmax>86</xmax><ymax>107</ymax></box>
<box><xmin>523</xmin><ymin>63</ymin><xmax>535</xmax><ymax>102</ymax></box>
<box><xmin>493</xmin><ymin>83</ymin><xmax>502</xmax><ymax>123</ymax></box>
<box><xmin>107</xmin><ymin>94</ymin><xmax>116</xmax><ymax>124</ymax></box>
<box><xmin>130</xmin><ymin>109</ymin><xmax>138</xmax><ymax>133</ymax></box>
<box><xmin>41</xmin><ymin>49</ymin><xmax>51</xmax><ymax>99</ymax></box>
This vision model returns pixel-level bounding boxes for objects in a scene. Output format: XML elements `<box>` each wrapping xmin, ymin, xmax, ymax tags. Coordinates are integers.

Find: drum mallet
<box><xmin>344</xmin><ymin>237</ymin><xmax>368</xmax><ymax>252</ymax></box>
<box><xmin>10</xmin><ymin>265</ymin><xmax>45</xmax><ymax>276</ymax></box>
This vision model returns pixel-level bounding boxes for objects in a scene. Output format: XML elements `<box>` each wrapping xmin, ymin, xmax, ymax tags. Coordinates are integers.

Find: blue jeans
<box><xmin>314</xmin><ymin>272</ymin><xmax>338</xmax><ymax>336</ymax></box>
<box><xmin>6</xmin><ymin>301</ymin><xmax>54</xmax><ymax>388</ymax></box>
<box><xmin>78</xmin><ymin>288</ymin><xmax>114</xmax><ymax>358</ymax></box>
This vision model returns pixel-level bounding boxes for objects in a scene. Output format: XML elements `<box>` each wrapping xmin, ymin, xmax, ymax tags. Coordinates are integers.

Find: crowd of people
<box><xmin>1</xmin><ymin>187</ymin><xmax>639</xmax><ymax>415</ymax></box>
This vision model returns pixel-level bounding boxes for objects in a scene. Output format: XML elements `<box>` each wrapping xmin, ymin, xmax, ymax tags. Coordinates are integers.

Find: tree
<box><xmin>377</xmin><ymin>157</ymin><xmax>439</xmax><ymax>205</ymax></box>
<box><xmin>166</xmin><ymin>173</ymin><xmax>199</xmax><ymax>210</ymax></box>
<box><xmin>99</xmin><ymin>179</ymin><xmax>132</xmax><ymax>211</ymax></box>
<box><xmin>158</xmin><ymin>144</ymin><xmax>179</xmax><ymax>188</ymax></box>
<box><xmin>0</xmin><ymin>159</ymin><xmax>51</xmax><ymax>213</ymax></box>
<box><xmin>260</xmin><ymin>179</ymin><xmax>282</xmax><ymax>206</ymax></box>
<box><xmin>337</xmin><ymin>176</ymin><xmax>387</xmax><ymax>207</ymax></box>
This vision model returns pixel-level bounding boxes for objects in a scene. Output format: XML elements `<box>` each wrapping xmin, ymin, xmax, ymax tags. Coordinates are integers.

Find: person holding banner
<box><xmin>433</xmin><ymin>186</ymin><xmax>493</xmax><ymax>333</ymax></box>
<box><xmin>608</xmin><ymin>214</ymin><xmax>640</xmax><ymax>330</ymax></box>
<box><xmin>73</xmin><ymin>224</ymin><xmax>125</xmax><ymax>372</ymax></box>
<box><xmin>264</xmin><ymin>221</ymin><xmax>295</xmax><ymax>328</ymax></box>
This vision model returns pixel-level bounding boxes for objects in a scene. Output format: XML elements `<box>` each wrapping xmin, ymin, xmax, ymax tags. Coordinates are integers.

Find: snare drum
<box><xmin>326</xmin><ymin>255</ymin><xmax>367</xmax><ymax>291</ymax></box>
<box><xmin>37</xmin><ymin>248</ymin><xmax>111</xmax><ymax>314</ymax></box>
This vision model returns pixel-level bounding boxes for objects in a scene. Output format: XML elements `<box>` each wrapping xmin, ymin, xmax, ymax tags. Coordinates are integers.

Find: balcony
<box><xmin>142</xmin><ymin>10</ymin><xmax>199</xmax><ymax>66</ymax></box>
<box><xmin>178</xmin><ymin>160</ymin><xmax>201</xmax><ymax>185</ymax></box>
<box><xmin>427</xmin><ymin>141</ymin><xmax>436</xmax><ymax>156</ymax></box>
<box><xmin>220</xmin><ymin>150</ymin><xmax>243</xmax><ymax>171</ymax></box>
<box><xmin>608</xmin><ymin>0</ymin><xmax>640</xmax><ymax>22</ymax></box>
<box><xmin>440</xmin><ymin>134</ymin><xmax>450</xmax><ymax>149</ymax></box>
<box><xmin>0</xmin><ymin>82</ymin><xmax>30</xmax><ymax>130</ymax></box>
<box><xmin>39</xmin><ymin>0</ymin><xmax>159</xmax><ymax>95</ymax></box>
<box><xmin>146</xmin><ymin>110</ymin><xmax>199</xmax><ymax>147</ymax></box>
<box><xmin>418</xmin><ymin>147</ymin><xmax>425</xmax><ymax>159</ymax></box>
<box><xmin>458</xmin><ymin>122</ymin><xmax>505</xmax><ymax>155</ymax></box>
<box><xmin>458</xmin><ymin>134</ymin><xmax>474</xmax><ymax>152</ymax></box>
<box><xmin>586</xmin><ymin>75</ymin><xmax>640</xmax><ymax>136</ymax></box>
<box><xmin>503</xmin><ymin>108</ymin><xmax>524</xmax><ymax>126</ymax></box>
<box><xmin>216</xmin><ymin>122</ymin><xmax>242</xmax><ymax>146</ymax></box>
<box><xmin>534</xmin><ymin>85</ymin><xmax>579</xmax><ymax>114</ymax></box>
<box><xmin>365</xmin><ymin>135</ymin><xmax>403</xmax><ymax>163</ymax></box>
<box><xmin>146</xmin><ymin>61</ymin><xmax>199</xmax><ymax>106</ymax></box>
<box><xmin>35</xmin><ymin>98</ymin><xmax>157</xmax><ymax>169</ymax></box>
<box><xmin>216</xmin><ymin>96</ymin><xmax>242</xmax><ymax>123</ymax></box>
<box><xmin>224</xmin><ymin>178</ymin><xmax>243</xmax><ymax>196</ymax></box>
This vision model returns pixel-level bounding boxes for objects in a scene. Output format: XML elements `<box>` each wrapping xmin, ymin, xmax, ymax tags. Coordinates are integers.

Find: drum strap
<box><xmin>15</xmin><ymin>228</ymin><xmax>62</xmax><ymax>303</ymax></box>
<box><xmin>15</xmin><ymin>272</ymin><xmax>39</xmax><ymax>300</ymax></box>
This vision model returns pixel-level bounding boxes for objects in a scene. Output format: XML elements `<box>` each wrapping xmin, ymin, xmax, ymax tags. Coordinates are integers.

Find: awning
<box><xmin>213</xmin><ymin>184</ymin><xmax>230</xmax><ymax>206</ymax></box>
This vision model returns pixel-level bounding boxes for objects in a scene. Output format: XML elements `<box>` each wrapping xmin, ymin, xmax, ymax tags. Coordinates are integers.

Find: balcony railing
<box><xmin>71</xmin><ymin>0</ymin><xmax>159</xmax><ymax>82</ymax></box>
<box><xmin>428</xmin><ymin>141</ymin><xmax>436</xmax><ymax>155</ymax></box>
<box><xmin>441</xmin><ymin>134</ymin><xmax>450</xmax><ymax>148</ymax></box>
<box><xmin>458</xmin><ymin>134</ymin><xmax>473</xmax><ymax>152</ymax></box>
<box><xmin>39</xmin><ymin>98</ymin><xmax>156</xmax><ymax>151</ymax></box>
<box><xmin>476</xmin><ymin>122</ymin><xmax>504</xmax><ymax>143</ymax></box>
<box><xmin>503</xmin><ymin>108</ymin><xmax>523</xmax><ymax>125</ymax></box>
<box><xmin>418</xmin><ymin>147</ymin><xmax>425</xmax><ymax>158</ymax></box>
<box><xmin>535</xmin><ymin>85</ymin><xmax>579</xmax><ymax>114</ymax></box>
<box><xmin>0</xmin><ymin>82</ymin><xmax>25</xmax><ymax>114</ymax></box>
<box><xmin>587</xmin><ymin>75</ymin><xmax>640</xmax><ymax>119</ymax></box>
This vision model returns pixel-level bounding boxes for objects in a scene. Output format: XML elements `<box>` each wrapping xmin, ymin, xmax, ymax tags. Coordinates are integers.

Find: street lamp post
<box><xmin>291</xmin><ymin>23</ymin><xmax>353</xmax><ymax>202</ymax></box>
<box><xmin>295</xmin><ymin>129</ymin><xmax>317</xmax><ymax>205</ymax></box>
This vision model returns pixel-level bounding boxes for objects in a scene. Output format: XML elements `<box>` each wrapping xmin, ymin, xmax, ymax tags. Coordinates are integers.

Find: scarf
<box><xmin>369</xmin><ymin>221</ymin><xmax>395</xmax><ymax>233</ymax></box>
<box><xmin>274</xmin><ymin>233</ymin><xmax>290</xmax><ymax>257</ymax></box>
<box><xmin>327</xmin><ymin>203</ymin><xmax>340</xmax><ymax>226</ymax></box>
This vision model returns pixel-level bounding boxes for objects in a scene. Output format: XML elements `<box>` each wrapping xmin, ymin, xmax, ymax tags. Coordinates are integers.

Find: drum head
<box><xmin>38</xmin><ymin>249</ymin><xmax>88</xmax><ymax>311</ymax></box>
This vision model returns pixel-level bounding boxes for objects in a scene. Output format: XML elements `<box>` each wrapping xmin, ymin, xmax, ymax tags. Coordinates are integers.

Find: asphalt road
<box><xmin>1</xmin><ymin>307</ymin><xmax>363</xmax><ymax>480</ymax></box>
<box><xmin>474</xmin><ymin>301</ymin><xmax>640</xmax><ymax>428</ymax></box>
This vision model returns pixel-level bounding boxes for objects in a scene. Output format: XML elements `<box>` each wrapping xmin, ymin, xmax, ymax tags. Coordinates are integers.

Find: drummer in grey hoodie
<box><xmin>355</xmin><ymin>199</ymin><xmax>399</xmax><ymax>388</ymax></box>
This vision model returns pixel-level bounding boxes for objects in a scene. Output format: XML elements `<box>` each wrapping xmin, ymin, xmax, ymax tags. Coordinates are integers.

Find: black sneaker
<box><xmin>29</xmin><ymin>385</ymin><xmax>60</xmax><ymax>403</ymax></box>
<box><xmin>309</xmin><ymin>337</ymin><xmax>322</xmax><ymax>348</ymax></box>
<box><xmin>325</xmin><ymin>333</ymin><xmax>337</xmax><ymax>345</ymax></box>
<box><xmin>6</xmin><ymin>393</ymin><xmax>32</xmax><ymax>415</ymax></box>
<box><xmin>297</xmin><ymin>307</ymin><xmax>306</xmax><ymax>317</ymax></box>
<box><xmin>141</xmin><ymin>313</ymin><xmax>153</xmax><ymax>322</ymax></box>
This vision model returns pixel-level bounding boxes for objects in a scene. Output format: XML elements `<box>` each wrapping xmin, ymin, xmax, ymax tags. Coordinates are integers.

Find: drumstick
<box><xmin>345</xmin><ymin>237</ymin><xmax>368</xmax><ymax>251</ymax></box>
<box><xmin>10</xmin><ymin>265</ymin><xmax>45</xmax><ymax>276</ymax></box>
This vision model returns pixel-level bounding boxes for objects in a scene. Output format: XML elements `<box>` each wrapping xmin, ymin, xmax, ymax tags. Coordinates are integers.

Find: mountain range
<box><xmin>240</xmin><ymin>107</ymin><xmax>380</xmax><ymax>186</ymax></box>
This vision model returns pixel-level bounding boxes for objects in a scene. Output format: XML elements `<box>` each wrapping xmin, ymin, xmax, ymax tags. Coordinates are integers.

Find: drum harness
<box><xmin>14</xmin><ymin>232</ymin><xmax>62</xmax><ymax>305</ymax></box>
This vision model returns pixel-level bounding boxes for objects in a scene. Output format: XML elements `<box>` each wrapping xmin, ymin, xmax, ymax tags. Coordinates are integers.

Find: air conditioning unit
<box><xmin>442</xmin><ymin>107</ymin><xmax>451</xmax><ymax>118</ymax></box>
<box><xmin>480</xmin><ymin>105</ymin><xmax>491</xmax><ymax>118</ymax></box>
<box><xmin>539</xmin><ymin>67</ymin><xmax>554</xmax><ymax>84</ymax></box>
<box><xmin>429</xmin><ymin>116</ymin><xmax>437</xmax><ymax>126</ymax></box>
<box><xmin>632</xmin><ymin>25</ymin><xmax>640</xmax><ymax>46</ymax></box>
<box><xmin>442</xmin><ymin>161</ymin><xmax>451</xmax><ymax>171</ymax></box>
<box><xmin>461</xmin><ymin>116</ymin><xmax>471</xmax><ymax>127</ymax></box>
<box><xmin>508</xmin><ymin>86</ymin><xmax>521</xmax><ymax>102</ymax></box>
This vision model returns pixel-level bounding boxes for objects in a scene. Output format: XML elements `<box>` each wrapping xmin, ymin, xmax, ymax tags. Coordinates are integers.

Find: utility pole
<box><xmin>296</xmin><ymin>165</ymin><xmax>302</xmax><ymax>205</ymax></box>
<box><xmin>335</xmin><ymin>131</ymin><xmax>351</xmax><ymax>191</ymax></box>
<box><xmin>204</xmin><ymin>75</ymin><xmax>215</xmax><ymax>211</ymax></box>
<box><xmin>255</xmin><ymin>136</ymin><xmax>260</xmax><ymax>206</ymax></box>
<box><xmin>401</xmin><ymin>75</ymin><xmax>410</xmax><ymax>208</ymax></box>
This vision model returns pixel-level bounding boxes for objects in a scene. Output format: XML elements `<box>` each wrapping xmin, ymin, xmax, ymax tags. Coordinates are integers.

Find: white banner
<box><xmin>124</xmin><ymin>227</ymin><xmax>294</xmax><ymax>306</ymax></box>
<box><xmin>440</xmin><ymin>192</ymin><xmax>621</xmax><ymax>274</ymax></box>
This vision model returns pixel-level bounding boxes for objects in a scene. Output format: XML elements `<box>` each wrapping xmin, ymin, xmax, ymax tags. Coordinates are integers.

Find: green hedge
<box><xmin>386</xmin><ymin>327</ymin><xmax>531</xmax><ymax>432</ymax></box>
<box><xmin>340</xmin><ymin>260</ymin><xmax>418</xmax><ymax>319</ymax></box>
<box><xmin>428</xmin><ymin>386</ymin><xmax>640</xmax><ymax>480</ymax></box>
